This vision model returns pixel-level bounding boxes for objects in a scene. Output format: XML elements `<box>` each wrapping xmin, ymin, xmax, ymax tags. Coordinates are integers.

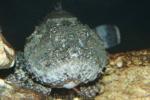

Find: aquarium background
<box><xmin>0</xmin><ymin>0</ymin><xmax>149</xmax><ymax>52</ymax></box>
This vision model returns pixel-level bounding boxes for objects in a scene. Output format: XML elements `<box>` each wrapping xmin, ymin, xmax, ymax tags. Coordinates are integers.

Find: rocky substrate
<box><xmin>0</xmin><ymin>49</ymin><xmax>150</xmax><ymax>100</ymax></box>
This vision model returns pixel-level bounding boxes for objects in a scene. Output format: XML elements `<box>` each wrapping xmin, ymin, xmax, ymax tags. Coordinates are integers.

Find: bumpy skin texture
<box><xmin>6</xmin><ymin>10</ymin><xmax>108</xmax><ymax>97</ymax></box>
<box><xmin>6</xmin><ymin>52</ymin><xmax>51</xmax><ymax>95</ymax></box>
<box><xmin>24</xmin><ymin>10</ymin><xmax>107</xmax><ymax>89</ymax></box>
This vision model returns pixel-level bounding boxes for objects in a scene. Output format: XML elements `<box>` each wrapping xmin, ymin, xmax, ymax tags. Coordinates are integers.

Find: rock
<box><xmin>0</xmin><ymin>32</ymin><xmax>15</xmax><ymax>69</ymax></box>
<box><xmin>0</xmin><ymin>78</ymin><xmax>47</xmax><ymax>100</ymax></box>
<box><xmin>96</xmin><ymin>49</ymin><xmax>150</xmax><ymax>100</ymax></box>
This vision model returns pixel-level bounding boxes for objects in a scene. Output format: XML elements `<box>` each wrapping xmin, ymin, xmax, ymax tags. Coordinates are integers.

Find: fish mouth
<box><xmin>41</xmin><ymin>79</ymin><xmax>81</xmax><ymax>89</ymax></box>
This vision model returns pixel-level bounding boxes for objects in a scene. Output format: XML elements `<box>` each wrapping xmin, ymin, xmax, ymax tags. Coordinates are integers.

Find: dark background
<box><xmin>0</xmin><ymin>0</ymin><xmax>149</xmax><ymax>53</ymax></box>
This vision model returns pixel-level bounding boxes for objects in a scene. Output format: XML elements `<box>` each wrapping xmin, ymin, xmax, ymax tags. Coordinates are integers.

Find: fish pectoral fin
<box><xmin>95</xmin><ymin>25</ymin><xmax>121</xmax><ymax>48</ymax></box>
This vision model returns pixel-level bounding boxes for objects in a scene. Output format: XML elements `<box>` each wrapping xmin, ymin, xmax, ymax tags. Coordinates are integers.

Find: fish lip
<box><xmin>63</xmin><ymin>81</ymin><xmax>80</xmax><ymax>89</ymax></box>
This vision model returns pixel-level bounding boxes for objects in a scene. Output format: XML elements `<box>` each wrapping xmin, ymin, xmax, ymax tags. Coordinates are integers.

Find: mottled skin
<box><xmin>6</xmin><ymin>10</ymin><xmax>108</xmax><ymax>97</ymax></box>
